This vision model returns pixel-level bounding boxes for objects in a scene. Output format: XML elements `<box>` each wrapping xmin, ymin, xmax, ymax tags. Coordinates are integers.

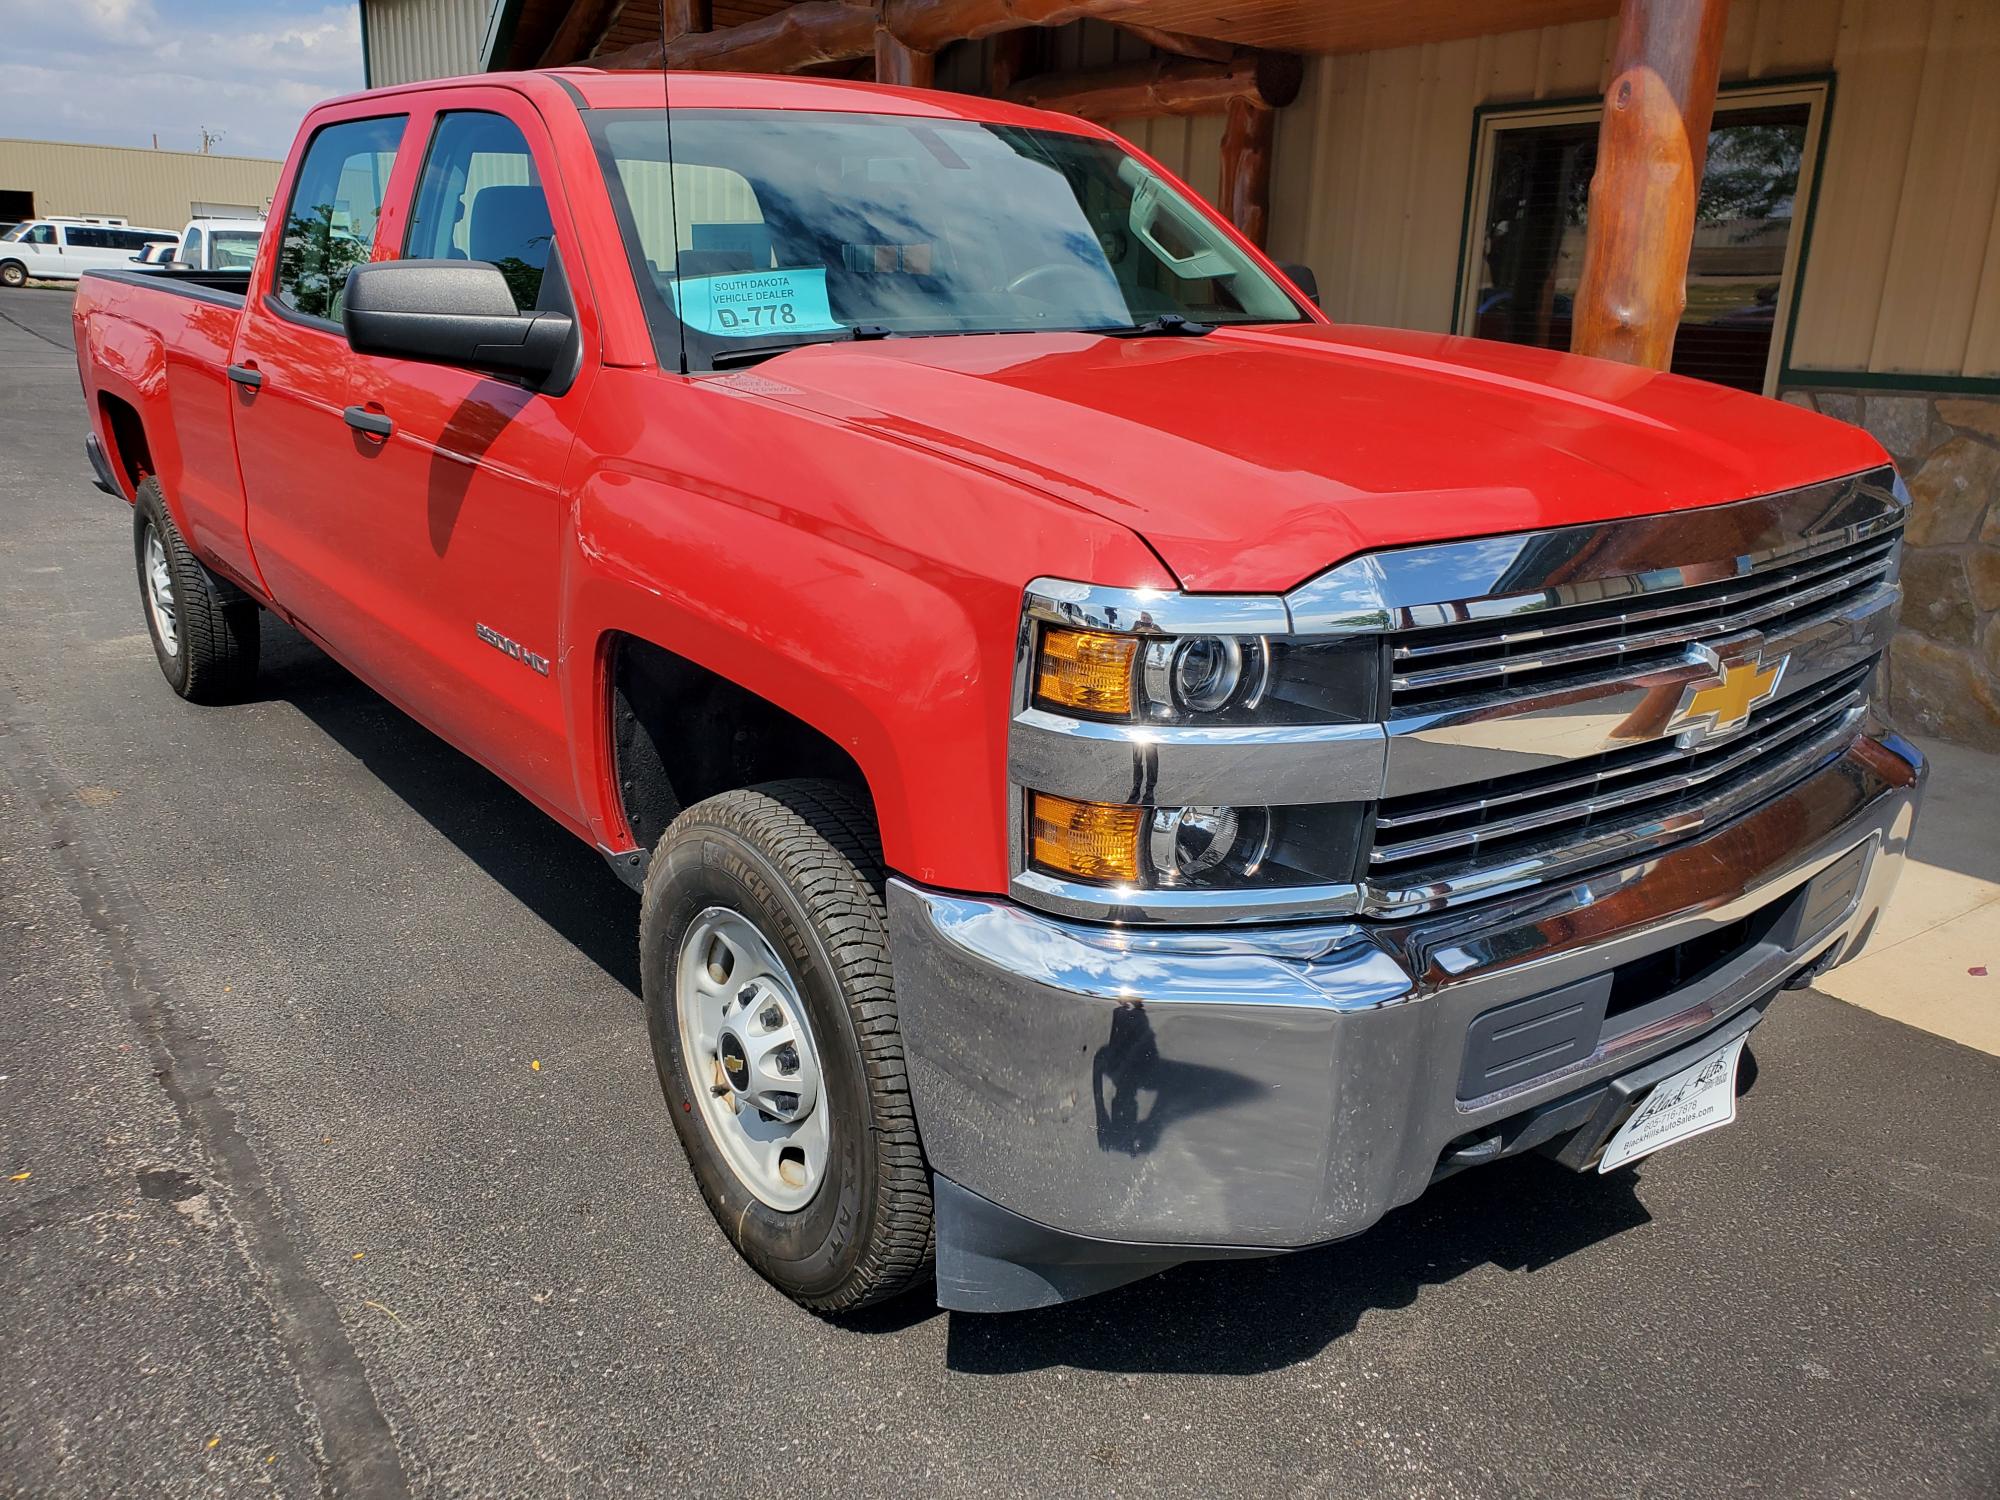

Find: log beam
<box><xmin>536</xmin><ymin>0</ymin><xmax>631</xmax><ymax>65</ymax></box>
<box><xmin>1112</xmin><ymin>23</ymin><xmax>1233</xmax><ymax>63</ymax></box>
<box><xmin>1570</xmin><ymin>0</ymin><xmax>1730</xmax><ymax>369</ymax></box>
<box><xmin>893</xmin><ymin>0</ymin><xmax>1147</xmax><ymax>54</ymax></box>
<box><xmin>596</xmin><ymin>0</ymin><xmax>1148</xmax><ymax>73</ymax></box>
<box><xmin>1002</xmin><ymin>50</ymin><xmax>1301</xmax><ymax>122</ymax></box>
<box><xmin>1218</xmin><ymin>93</ymin><xmax>1275</xmax><ymax>246</ymax></box>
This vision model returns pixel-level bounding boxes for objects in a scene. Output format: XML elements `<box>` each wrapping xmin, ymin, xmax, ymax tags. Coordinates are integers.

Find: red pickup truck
<box><xmin>74</xmin><ymin>68</ymin><xmax>1924</xmax><ymax>1315</ymax></box>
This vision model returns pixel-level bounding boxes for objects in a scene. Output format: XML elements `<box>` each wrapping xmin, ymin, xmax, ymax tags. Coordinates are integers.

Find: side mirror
<box><xmin>343</xmin><ymin>259</ymin><xmax>572</xmax><ymax>384</ymax></box>
<box><xmin>1276</xmin><ymin>260</ymin><xmax>1321</xmax><ymax>309</ymax></box>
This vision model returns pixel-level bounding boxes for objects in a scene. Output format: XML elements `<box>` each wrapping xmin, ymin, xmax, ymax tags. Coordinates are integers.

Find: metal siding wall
<box><xmin>0</xmin><ymin>139</ymin><xmax>284</xmax><ymax>232</ymax></box>
<box><xmin>365</xmin><ymin>0</ymin><xmax>493</xmax><ymax>87</ymax></box>
<box><xmin>1796</xmin><ymin>0</ymin><xmax>2000</xmax><ymax>379</ymax></box>
<box><xmin>1264</xmin><ymin>0</ymin><xmax>2000</xmax><ymax>380</ymax></box>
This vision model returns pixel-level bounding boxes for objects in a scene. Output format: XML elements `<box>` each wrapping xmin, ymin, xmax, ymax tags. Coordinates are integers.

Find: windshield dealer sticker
<box><xmin>668</xmin><ymin>267</ymin><xmax>842</xmax><ymax>338</ymax></box>
<box><xmin>1598</xmin><ymin>1033</ymin><xmax>1747</xmax><ymax>1172</ymax></box>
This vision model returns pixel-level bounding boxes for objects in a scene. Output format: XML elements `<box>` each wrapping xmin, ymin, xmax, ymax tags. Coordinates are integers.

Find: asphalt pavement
<box><xmin>1</xmin><ymin>285</ymin><xmax>1995</xmax><ymax>1499</ymax></box>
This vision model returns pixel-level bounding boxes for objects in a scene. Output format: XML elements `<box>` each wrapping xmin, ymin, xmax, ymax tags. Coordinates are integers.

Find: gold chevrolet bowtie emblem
<box><xmin>1668</xmin><ymin>638</ymin><xmax>1787</xmax><ymax>747</ymax></box>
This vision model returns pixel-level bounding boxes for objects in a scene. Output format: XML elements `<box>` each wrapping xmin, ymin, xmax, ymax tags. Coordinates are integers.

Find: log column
<box><xmin>1218</xmin><ymin>93</ymin><xmax>1276</xmax><ymax>247</ymax></box>
<box><xmin>1570</xmin><ymin>0</ymin><xmax>1731</xmax><ymax>369</ymax></box>
<box><xmin>875</xmin><ymin>30</ymin><xmax>936</xmax><ymax>87</ymax></box>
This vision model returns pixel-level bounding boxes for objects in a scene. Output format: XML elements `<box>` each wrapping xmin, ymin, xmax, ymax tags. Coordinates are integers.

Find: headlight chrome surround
<box><xmin>1013</xmin><ymin>578</ymin><xmax>1385</xmax><ymax>924</ymax></box>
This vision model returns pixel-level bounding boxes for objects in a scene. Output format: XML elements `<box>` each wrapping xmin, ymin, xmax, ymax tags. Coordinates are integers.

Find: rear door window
<box><xmin>273</xmin><ymin>114</ymin><xmax>406</xmax><ymax>323</ymax></box>
<box><xmin>405</xmin><ymin>110</ymin><xmax>555</xmax><ymax>312</ymax></box>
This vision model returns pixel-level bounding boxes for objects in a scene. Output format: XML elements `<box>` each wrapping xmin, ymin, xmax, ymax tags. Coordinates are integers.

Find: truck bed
<box><xmin>85</xmin><ymin>266</ymin><xmax>250</xmax><ymax>307</ymax></box>
<box><xmin>74</xmin><ymin>265</ymin><xmax>260</xmax><ymax>588</ymax></box>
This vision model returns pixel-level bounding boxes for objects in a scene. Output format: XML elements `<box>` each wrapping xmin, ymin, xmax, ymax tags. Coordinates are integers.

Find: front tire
<box><xmin>134</xmin><ymin>478</ymin><xmax>260</xmax><ymax>703</ymax></box>
<box><xmin>640</xmin><ymin>780</ymin><xmax>933</xmax><ymax>1313</ymax></box>
<box><xmin>0</xmin><ymin>261</ymin><xmax>26</xmax><ymax>289</ymax></box>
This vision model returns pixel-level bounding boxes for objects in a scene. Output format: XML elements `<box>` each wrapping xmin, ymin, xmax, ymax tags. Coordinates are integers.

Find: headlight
<box><xmin>1033</xmin><ymin>625</ymin><xmax>1377</xmax><ymax>725</ymax></box>
<box><xmin>1016</xmin><ymin>579</ymin><xmax>1381</xmax><ymax>918</ymax></box>
<box><xmin>1028</xmin><ymin>792</ymin><xmax>1363</xmax><ymax>894</ymax></box>
<box><xmin>1145</xmin><ymin>636</ymin><xmax>1267</xmax><ymax>714</ymax></box>
<box><xmin>1150</xmin><ymin>804</ymin><xmax>1268</xmax><ymax>881</ymax></box>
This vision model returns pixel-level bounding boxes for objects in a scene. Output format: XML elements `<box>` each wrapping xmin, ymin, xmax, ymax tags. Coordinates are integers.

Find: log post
<box><xmin>1218</xmin><ymin>94</ymin><xmax>1275</xmax><ymax>246</ymax></box>
<box><xmin>1570</xmin><ymin>0</ymin><xmax>1730</xmax><ymax>369</ymax></box>
<box><xmin>875</xmin><ymin>29</ymin><xmax>936</xmax><ymax>88</ymax></box>
<box><xmin>664</xmin><ymin>0</ymin><xmax>713</xmax><ymax>40</ymax></box>
<box><xmin>987</xmin><ymin>27</ymin><xmax>1033</xmax><ymax>95</ymax></box>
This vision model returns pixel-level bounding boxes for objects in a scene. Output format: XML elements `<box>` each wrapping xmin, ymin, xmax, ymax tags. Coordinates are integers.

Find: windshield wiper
<box><xmin>709</xmin><ymin>323</ymin><xmax>895</xmax><ymax>370</ymax></box>
<box><xmin>1092</xmin><ymin>314</ymin><xmax>1214</xmax><ymax>339</ymax></box>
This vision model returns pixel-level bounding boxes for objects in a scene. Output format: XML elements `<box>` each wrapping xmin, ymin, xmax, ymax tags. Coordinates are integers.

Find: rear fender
<box><xmin>77</xmin><ymin>307</ymin><xmax>188</xmax><ymax>520</ymax></box>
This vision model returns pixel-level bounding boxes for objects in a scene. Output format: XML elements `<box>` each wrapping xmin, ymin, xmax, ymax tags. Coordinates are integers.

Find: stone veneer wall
<box><xmin>1779</xmin><ymin>386</ymin><xmax>2000</xmax><ymax>752</ymax></box>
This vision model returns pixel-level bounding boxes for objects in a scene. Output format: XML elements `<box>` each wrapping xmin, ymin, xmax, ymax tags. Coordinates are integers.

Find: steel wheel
<box><xmin>141</xmin><ymin>524</ymin><xmax>179</xmax><ymax>658</ymax></box>
<box><xmin>676</xmin><ymin>906</ymin><xmax>830</xmax><ymax>1212</ymax></box>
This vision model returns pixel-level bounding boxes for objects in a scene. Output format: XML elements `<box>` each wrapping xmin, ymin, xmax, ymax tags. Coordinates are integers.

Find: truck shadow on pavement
<box><xmin>930</xmin><ymin>1154</ymin><xmax>1654</xmax><ymax>1377</ymax></box>
<box><xmin>258</xmin><ymin>624</ymin><xmax>643</xmax><ymax>996</ymax></box>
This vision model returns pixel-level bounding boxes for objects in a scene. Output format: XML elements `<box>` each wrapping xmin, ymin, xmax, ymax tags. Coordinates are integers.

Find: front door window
<box><xmin>272</xmin><ymin>114</ymin><xmax>405</xmax><ymax>323</ymax></box>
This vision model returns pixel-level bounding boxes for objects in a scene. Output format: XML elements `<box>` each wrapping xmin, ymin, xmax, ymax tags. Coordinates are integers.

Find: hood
<box><xmin>732</xmin><ymin>322</ymin><xmax>1889</xmax><ymax>593</ymax></box>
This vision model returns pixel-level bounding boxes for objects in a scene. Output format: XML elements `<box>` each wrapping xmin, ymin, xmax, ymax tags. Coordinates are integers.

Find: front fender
<box><xmin>558</xmin><ymin>368</ymin><xmax>1172</xmax><ymax>893</ymax></box>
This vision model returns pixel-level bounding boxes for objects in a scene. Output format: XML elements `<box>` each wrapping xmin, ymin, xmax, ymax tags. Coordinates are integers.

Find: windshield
<box><xmin>588</xmin><ymin>109</ymin><xmax>1306</xmax><ymax>370</ymax></box>
<box><xmin>210</xmin><ymin>230</ymin><xmax>261</xmax><ymax>270</ymax></box>
<box><xmin>0</xmin><ymin>224</ymin><xmax>27</xmax><ymax>242</ymax></box>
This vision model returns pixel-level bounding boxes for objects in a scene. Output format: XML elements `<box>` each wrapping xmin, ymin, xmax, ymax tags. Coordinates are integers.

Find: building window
<box><xmin>1456</xmin><ymin>82</ymin><xmax>1828</xmax><ymax>394</ymax></box>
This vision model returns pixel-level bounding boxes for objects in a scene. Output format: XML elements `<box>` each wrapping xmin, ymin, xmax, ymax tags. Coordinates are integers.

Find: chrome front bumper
<box><xmin>889</xmin><ymin>732</ymin><xmax>1925</xmax><ymax>1310</ymax></box>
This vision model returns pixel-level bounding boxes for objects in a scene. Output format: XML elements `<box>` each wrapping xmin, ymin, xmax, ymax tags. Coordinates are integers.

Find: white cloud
<box><xmin>0</xmin><ymin>1</ymin><xmax>365</xmax><ymax>159</ymax></box>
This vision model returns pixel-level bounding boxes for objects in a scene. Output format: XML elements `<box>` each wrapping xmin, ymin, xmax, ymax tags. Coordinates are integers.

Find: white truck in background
<box><xmin>171</xmin><ymin>217</ymin><xmax>265</xmax><ymax>272</ymax></box>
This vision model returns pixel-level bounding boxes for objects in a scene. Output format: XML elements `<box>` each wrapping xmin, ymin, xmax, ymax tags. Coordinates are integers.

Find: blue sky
<box><xmin>0</xmin><ymin>0</ymin><xmax>366</xmax><ymax>160</ymax></box>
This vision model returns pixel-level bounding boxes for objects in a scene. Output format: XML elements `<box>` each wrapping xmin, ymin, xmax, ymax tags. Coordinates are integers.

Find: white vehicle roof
<box><xmin>32</xmin><ymin>219</ymin><xmax>179</xmax><ymax>237</ymax></box>
<box><xmin>184</xmin><ymin>218</ymin><xmax>266</xmax><ymax>234</ymax></box>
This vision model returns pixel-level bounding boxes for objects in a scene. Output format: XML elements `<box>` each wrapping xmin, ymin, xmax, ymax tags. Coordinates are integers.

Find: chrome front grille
<box><xmin>1011</xmin><ymin>466</ymin><xmax>1905</xmax><ymax>927</ymax></box>
<box><xmin>1370</xmin><ymin>661</ymin><xmax>1875</xmax><ymax>903</ymax></box>
<box><xmin>1389</xmin><ymin>522</ymin><xmax>1901</xmax><ymax>709</ymax></box>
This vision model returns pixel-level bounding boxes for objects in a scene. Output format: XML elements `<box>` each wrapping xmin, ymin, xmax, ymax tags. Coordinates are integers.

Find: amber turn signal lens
<box><xmin>1035</xmin><ymin>629</ymin><xmax>1138</xmax><ymax>716</ymax></box>
<box><xmin>1030</xmin><ymin>793</ymin><xmax>1145</xmax><ymax>883</ymax></box>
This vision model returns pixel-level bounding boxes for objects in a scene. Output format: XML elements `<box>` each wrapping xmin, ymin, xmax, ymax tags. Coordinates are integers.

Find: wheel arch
<box><xmin>603</xmin><ymin>632</ymin><xmax>883</xmax><ymax>860</ymax></box>
<box><xmin>95</xmin><ymin>391</ymin><xmax>153</xmax><ymax>500</ymax></box>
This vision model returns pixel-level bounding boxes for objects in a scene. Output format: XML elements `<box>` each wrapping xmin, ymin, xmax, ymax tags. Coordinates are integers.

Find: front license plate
<box><xmin>1598</xmin><ymin>1034</ymin><xmax>1748</xmax><ymax>1173</ymax></box>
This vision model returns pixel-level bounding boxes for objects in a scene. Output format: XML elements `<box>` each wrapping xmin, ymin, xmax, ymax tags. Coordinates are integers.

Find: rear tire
<box><xmin>640</xmin><ymin>780</ymin><xmax>933</xmax><ymax>1313</ymax></box>
<box><xmin>133</xmin><ymin>477</ymin><xmax>260</xmax><ymax>703</ymax></box>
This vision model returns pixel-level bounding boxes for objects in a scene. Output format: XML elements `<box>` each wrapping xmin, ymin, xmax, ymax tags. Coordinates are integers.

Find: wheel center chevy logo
<box><xmin>1668</xmin><ymin>636</ymin><xmax>1788</xmax><ymax>748</ymax></box>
